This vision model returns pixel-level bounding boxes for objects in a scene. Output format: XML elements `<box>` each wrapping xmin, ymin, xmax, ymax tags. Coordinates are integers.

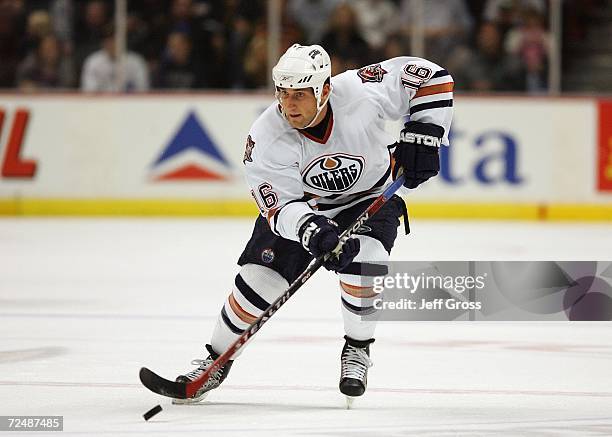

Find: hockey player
<box><xmin>174</xmin><ymin>44</ymin><xmax>453</xmax><ymax>404</ymax></box>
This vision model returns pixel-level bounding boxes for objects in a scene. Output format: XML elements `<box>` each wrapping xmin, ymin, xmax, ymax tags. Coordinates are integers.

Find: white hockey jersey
<box><xmin>243</xmin><ymin>57</ymin><xmax>454</xmax><ymax>242</ymax></box>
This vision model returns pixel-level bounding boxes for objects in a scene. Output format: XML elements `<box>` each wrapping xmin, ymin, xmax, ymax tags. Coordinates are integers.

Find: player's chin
<box><xmin>288</xmin><ymin>117</ymin><xmax>306</xmax><ymax>128</ymax></box>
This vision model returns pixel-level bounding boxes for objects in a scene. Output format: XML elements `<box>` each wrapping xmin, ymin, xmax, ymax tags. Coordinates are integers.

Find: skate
<box><xmin>339</xmin><ymin>336</ymin><xmax>374</xmax><ymax>408</ymax></box>
<box><xmin>172</xmin><ymin>344</ymin><xmax>233</xmax><ymax>404</ymax></box>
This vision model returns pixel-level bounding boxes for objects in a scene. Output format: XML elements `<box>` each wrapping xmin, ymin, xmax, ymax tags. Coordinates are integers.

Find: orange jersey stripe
<box><xmin>414</xmin><ymin>82</ymin><xmax>454</xmax><ymax>98</ymax></box>
<box><xmin>340</xmin><ymin>281</ymin><xmax>378</xmax><ymax>298</ymax></box>
<box><xmin>266</xmin><ymin>207</ymin><xmax>279</xmax><ymax>226</ymax></box>
<box><xmin>390</xmin><ymin>153</ymin><xmax>397</xmax><ymax>178</ymax></box>
<box><xmin>228</xmin><ymin>293</ymin><xmax>258</xmax><ymax>324</ymax></box>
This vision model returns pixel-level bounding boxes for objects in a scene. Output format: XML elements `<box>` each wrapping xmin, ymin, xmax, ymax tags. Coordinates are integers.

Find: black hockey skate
<box><xmin>339</xmin><ymin>336</ymin><xmax>374</xmax><ymax>408</ymax></box>
<box><xmin>172</xmin><ymin>344</ymin><xmax>233</xmax><ymax>404</ymax></box>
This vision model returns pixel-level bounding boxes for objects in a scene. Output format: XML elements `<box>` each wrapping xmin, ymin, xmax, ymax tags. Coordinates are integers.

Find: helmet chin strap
<box><xmin>302</xmin><ymin>90</ymin><xmax>331</xmax><ymax>129</ymax></box>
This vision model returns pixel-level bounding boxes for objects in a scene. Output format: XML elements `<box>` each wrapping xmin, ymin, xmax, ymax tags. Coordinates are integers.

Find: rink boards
<box><xmin>0</xmin><ymin>94</ymin><xmax>611</xmax><ymax>219</ymax></box>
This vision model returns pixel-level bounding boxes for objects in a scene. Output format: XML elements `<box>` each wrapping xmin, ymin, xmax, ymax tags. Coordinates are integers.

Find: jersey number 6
<box><xmin>257</xmin><ymin>183</ymin><xmax>278</xmax><ymax>209</ymax></box>
<box><xmin>404</xmin><ymin>64</ymin><xmax>433</xmax><ymax>81</ymax></box>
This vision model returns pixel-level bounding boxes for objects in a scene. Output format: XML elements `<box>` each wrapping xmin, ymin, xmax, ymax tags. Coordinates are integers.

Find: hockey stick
<box><xmin>139</xmin><ymin>174</ymin><xmax>406</xmax><ymax>400</ymax></box>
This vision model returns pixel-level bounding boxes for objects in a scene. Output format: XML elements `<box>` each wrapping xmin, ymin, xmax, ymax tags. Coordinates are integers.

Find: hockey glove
<box><xmin>298</xmin><ymin>215</ymin><xmax>360</xmax><ymax>272</ymax></box>
<box><xmin>392</xmin><ymin>121</ymin><xmax>444</xmax><ymax>189</ymax></box>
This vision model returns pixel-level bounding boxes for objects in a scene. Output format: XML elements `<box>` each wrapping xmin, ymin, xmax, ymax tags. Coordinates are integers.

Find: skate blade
<box><xmin>172</xmin><ymin>392</ymin><xmax>210</xmax><ymax>405</ymax></box>
<box><xmin>345</xmin><ymin>396</ymin><xmax>355</xmax><ymax>409</ymax></box>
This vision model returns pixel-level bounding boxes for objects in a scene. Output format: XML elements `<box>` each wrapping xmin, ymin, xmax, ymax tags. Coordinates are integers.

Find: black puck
<box><xmin>143</xmin><ymin>404</ymin><xmax>162</xmax><ymax>421</ymax></box>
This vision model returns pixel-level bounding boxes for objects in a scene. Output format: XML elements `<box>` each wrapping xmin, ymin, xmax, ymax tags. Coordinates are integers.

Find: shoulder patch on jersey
<box><xmin>302</xmin><ymin>153</ymin><xmax>364</xmax><ymax>193</ymax></box>
<box><xmin>243</xmin><ymin>135</ymin><xmax>255</xmax><ymax>164</ymax></box>
<box><xmin>401</xmin><ymin>64</ymin><xmax>434</xmax><ymax>89</ymax></box>
<box><xmin>357</xmin><ymin>64</ymin><xmax>388</xmax><ymax>83</ymax></box>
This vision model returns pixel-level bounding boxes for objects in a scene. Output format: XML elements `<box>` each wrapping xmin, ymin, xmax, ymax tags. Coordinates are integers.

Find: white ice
<box><xmin>1</xmin><ymin>218</ymin><xmax>612</xmax><ymax>436</ymax></box>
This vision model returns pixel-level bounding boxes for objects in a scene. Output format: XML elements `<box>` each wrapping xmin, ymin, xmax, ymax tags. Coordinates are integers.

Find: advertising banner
<box><xmin>0</xmin><ymin>94</ymin><xmax>610</xmax><ymax>218</ymax></box>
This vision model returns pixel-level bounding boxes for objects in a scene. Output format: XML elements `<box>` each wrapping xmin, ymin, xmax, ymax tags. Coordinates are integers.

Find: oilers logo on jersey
<box><xmin>261</xmin><ymin>248</ymin><xmax>275</xmax><ymax>263</ymax></box>
<box><xmin>302</xmin><ymin>154</ymin><xmax>364</xmax><ymax>193</ymax></box>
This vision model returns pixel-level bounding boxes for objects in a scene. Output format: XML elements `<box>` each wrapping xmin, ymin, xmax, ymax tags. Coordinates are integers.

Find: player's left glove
<box><xmin>298</xmin><ymin>214</ymin><xmax>360</xmax><ymax>272</ymax></box>
<box><xmin>391</xmin><ymin>121</ymin><xmax>444</xmax><ymax>189</ymax></box>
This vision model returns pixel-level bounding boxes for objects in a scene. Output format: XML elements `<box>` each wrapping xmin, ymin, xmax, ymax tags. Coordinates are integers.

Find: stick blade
<box><xmin>139</xmin><ymin>367</ymin><xmax>187</xmax><ymax>399</ymax></box>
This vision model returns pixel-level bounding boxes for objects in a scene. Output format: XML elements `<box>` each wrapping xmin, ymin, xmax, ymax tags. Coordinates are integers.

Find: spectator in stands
<box><xmin>242</xmin><ymin>21</ymin><xmax>268</xmax><ymax>88</ymax></box>
<box><xmin>400</xmin><ymin>0</ymin><xmax>473</xmax><ymax>64</ymax></box>
<box><xmin>243</xmin><ymin>3</ymin><xmax>303</xmax><ymax>89</ymax></box>
<box><xmin>204</xmin><ymin>29</ymin><xmax>233</xmax><ymax>88</ymax></box>
<box><xmin>563</xmin><ymin>0</ymin><xmax>603</xmax><ymax>42</ymax></box>
<box><xmin>483</xmin><ymin>0</ymin><xmax>546</xmax><ymax>39</ymax></box>
<box><xmin>505</xmin><ymin>7</ymin><xmax>550</xmax><ymax>93</ymax></box>
<box><xmin>128</xmin><ymin>0</ymin><xmax>168</xmax><ymax>72</ymax></box>
<box><xmin>448</xmin><ymin>21</ymin><xmax>521</xmax><ymax>92</ymax></box>
<box><xmin>320</xmin><ymin>3</ymin><xmax>370</xmax><ymax>75</ymax></box>
<box><xmin>16</xmin><ymin>33</ymin><xmax>75</xmax><ymax>91</ymax></box>
<box><xmin>288</xmin><ymin>0</ymin><xmax>340</xmax><ymax>44</ymax></box>
<box><xmin>484</xmin><ymin>0</ymin><xmax>546</xmax><ymax>21</ymax></box>
<box><xmin>162</xmin><ymin>0</ymin><xmax>208</xmax><ymax>62</ymax></box>
<box><xmin>22</xmin><ymin>10</ymin><xmax>53</xmax><ymax>56</ymax></box>
<box><xmin>157</xmin><ymin>0</ymin><xmax>254</xmax><ymax>89</ymax></box>
<box><xmin>381</xmin><ymin>32</ymin><xmax>406</xmax><ymax>60</ymax></box>
<box><xmin>125</xmin><ymin>11</ymin><xmax>151</xmax><ymax>57</ymax></box>
<box><xmin>0</xmin><ymin>1</ymin><xmax>26</xmax><ymax>87</ymax></box>
<box><xmin>74</xmin><ymin>0</ymin><xmax>111</xmax><ymax>79</ymax></box>
<box><xmin>352</xmin><ymin>0</ymin><xmax>400</xmax><ymax>52</ymax></box>
<box><xmin>165</xmin><ymin>0</ymin><xmax>203</xmax><ymax>38</ymax></box>
<box><xmin>203</xmin><ymin>0</ymin><xmax>265</xmax><ymax>89</ymax></box>
<box><xmin>80</xmin><ymin>25</ymin><xmax>149</xmax><ymax>92</ymax></box>
<box><xmin>155</xmin><ymin>31</ymin><xmax>204</xmax><ymax>89</ymax></box>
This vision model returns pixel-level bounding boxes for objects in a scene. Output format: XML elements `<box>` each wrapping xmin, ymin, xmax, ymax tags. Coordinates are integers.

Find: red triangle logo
<box><xmin>154</xmin><ymin>164</ymin><xmax>228</xmax><ymax>181</ymax></box>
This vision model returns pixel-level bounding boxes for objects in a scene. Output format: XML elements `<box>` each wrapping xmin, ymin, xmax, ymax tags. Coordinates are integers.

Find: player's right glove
<box><xmin>298</xmin><ymin>214</ymin><xmax>360</xmax><ymax>272</ymax></box>
<box><xmin>392</xmin><ymin>121</ymin><xmax>444</xmax><ymax>189</ymax></box>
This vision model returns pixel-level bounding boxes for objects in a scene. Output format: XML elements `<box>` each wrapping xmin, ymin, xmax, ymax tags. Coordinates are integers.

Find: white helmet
<box><xmin>272</xmin><ymin>44</ymin><xmax>332</xmax><ymax>127</ymax></box>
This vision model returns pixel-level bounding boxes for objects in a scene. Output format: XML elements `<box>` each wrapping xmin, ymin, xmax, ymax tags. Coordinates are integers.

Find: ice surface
<box><xmin>1</xmin><ymin>218</ymin><xmax>612</xmax><ymax>436</ymax></box>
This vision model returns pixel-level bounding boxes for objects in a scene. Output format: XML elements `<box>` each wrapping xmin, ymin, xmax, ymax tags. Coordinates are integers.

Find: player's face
<box><xmin>277</xmin><ymin>87</ymin><xmax>318</xmax><ymax>129</ymax></box>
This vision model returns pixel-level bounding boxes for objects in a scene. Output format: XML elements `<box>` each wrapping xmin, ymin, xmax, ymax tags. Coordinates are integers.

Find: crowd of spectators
<box><xmin>0</xmin><ymin>0</ymin><xmax>600</xmax><ymax>94</ymax></box>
